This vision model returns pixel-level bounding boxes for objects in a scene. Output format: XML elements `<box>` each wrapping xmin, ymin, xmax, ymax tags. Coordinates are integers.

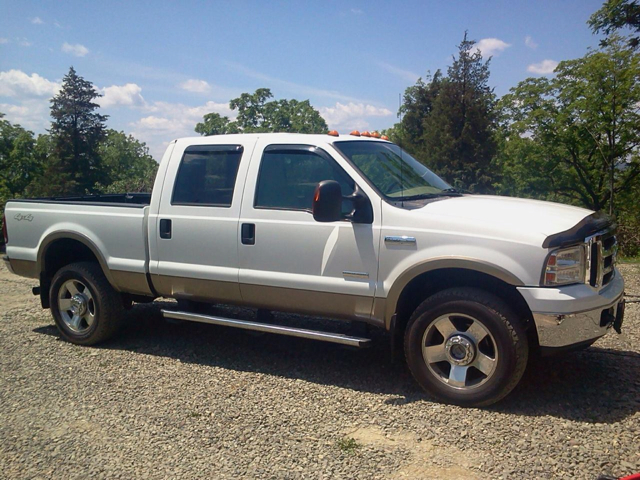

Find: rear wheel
<box><xmin>404</xmin><ymin>287</ymin><xmax>528</xmax><ymax>407</ymax></box>
<box><xmin>50</xmin><ymin>262</ymin><xmax>124</xmax><ymax>345</ymax></box>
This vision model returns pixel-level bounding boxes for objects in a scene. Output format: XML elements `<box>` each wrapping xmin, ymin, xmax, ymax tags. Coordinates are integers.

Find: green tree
<box><xmin>0</xmin><ymin>113</ymin><xmax>41</xmax><ymax>195</ymax></box>
<box><xmin>48</xmin><ymin>66</ymin><xmax>108</xmax><ymax>194</ymax></box>
<box><xmin>589</xmin><ymin>0</ymin><xmax>640</xmax><ymax>48</ymax></box>
<box><xmin>94</xmin><ymin>130</ymin><xmax>158</xmax><ymax>193</ymax></box>
<box><xmin>397</xmin><ymin>71</ymin><xmax>443</xmax><ymax>148</ymax></box>
<box><xmin>196</xmin><ymin>88</ymin><xmax>328</xmax><ymax>136</ymax></box>
<box><xmin>391</xmin><ymin>33</ymin><xmax>498</xmax><ymax>193</ymax></box>
<box><xmin>0</xmin><ymin>113</ymin><xmax>45</xmax><ymax>241</ymax></box>
<box><xmin>195</xmin><ymin>113</ymin><xmax>239</xmax><ymax>136</ymax></box>
<box><xmin>497</xmin><ymin>35</ymin><xmax>640</xmax><ymax>213</ymax></box>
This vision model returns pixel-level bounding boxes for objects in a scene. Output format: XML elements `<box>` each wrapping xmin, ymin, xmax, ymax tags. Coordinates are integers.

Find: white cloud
<box><xmin>319</xmin><ymin>102</ymin><xmax>393</xmax><ymax>131</ymax></box>
<box><xmin>0</xmin><ymin>99</ymin><xmax>51</xmax><ymax>131</ymax></box>
<box><xmin>179</xmin><ymin>79</ymin><xmax>211</xmax><ymax>94</ymax></box>
<box><xmin>0</xmin><ymin>38</ymin><xmax>8</xmax><ymax>44</ymax></box>
<box><xmin>17</xmin><ymin>38</ymin><xmax>32</xmax><ymax>47</ymax></box>
<box><xmin>98</xmin><ymin>83</ymin><xmax>145</xmax><ymax>108</ymax></box>
<box><xmin>131</xmin><ymin>100</ymin><xmax>234</xmax><ymax>158</ymax></box>
<box><xmin>473</xmin><ymin>38</ymin><xmax>511</xmax><ymax>57</ymax></box>
<box><xmin>62</xmin><ymin>42</ymin><xmax>89</xmax><ymax>57</ymax></box>
<box><xmin>377</xmin><ymin>61</ymin><xmax>419</xmax><ymax>83</ymax></box>
<box><xmin>525</xmin><ymin>35</ymin><xmax>538</xmax><ymax>49</ymax></box>
<box><xmin>351</xmin><ymin>8</ymin><xmax>363</xmax><ymax>14</ymax></box>
<box><xmin>54</xmin><ymin>20</ymin><xmax>62</xmax><ymax>29</ymax></box>
<box><xmin>0</xmin><ymin>69</ymin><xmax>60</xmax><ymax>97</ymax></box>
<box><xmin>527</xmin><ymin>59</ymin><xmax>559</xmax><ymax>75</ymax></box>
<box><xmin>31</xmin><ymin>17</ymin><xmax>44</xmax><ymax>25</ymax></box>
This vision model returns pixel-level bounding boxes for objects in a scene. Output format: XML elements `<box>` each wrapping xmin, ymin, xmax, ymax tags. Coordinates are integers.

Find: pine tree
<box><xmin>422</xmin><ymin>33</ymin><xmax>498</xmax><ymax>192</ymax></box>
<box><xmin>48</xmin><ymin>66</ymin><xmax>107</xmax><ymax>195</ymax></box>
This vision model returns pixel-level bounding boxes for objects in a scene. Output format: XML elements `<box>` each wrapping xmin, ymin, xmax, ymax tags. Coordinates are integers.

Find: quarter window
<box><xmin>172</xmin><ymin>145</ymin><xmax>243</xmax><ymax>207</ymax></box>
<box><xmin>254</xmin><ymin>147</ymin><xmax>354</xmax><ymax>211</ymax></box>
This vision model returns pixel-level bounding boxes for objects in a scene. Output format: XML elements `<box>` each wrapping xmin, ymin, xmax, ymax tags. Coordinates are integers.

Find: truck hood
<box><xmin>419</xmin><ymin>195</ymin><xmax>594</xmax><ymax>246</ymax></box>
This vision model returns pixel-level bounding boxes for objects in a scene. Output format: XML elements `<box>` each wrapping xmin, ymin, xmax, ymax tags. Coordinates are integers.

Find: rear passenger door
<box><xmin>238</xmin><ymin>141</ymin><xmax>380</xmax><ymax>320</ymax></box>
<box><xmin>150</xmin><ymin>141</ymin><xmax>255</xmax><ymax>302</ymax></box>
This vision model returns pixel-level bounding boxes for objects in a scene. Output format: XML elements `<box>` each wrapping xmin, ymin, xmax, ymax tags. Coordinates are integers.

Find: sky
<box><xmin>1</xmin><ymin>0</ymin><xmax>606</xmax><ymax>160</ymax></box>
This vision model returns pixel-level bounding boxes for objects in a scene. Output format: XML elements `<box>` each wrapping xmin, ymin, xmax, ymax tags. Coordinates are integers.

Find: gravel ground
<box><xmin>0</xmin><ymin>261</ymin><xmax>639</xmax><ymax>480</ymax></box>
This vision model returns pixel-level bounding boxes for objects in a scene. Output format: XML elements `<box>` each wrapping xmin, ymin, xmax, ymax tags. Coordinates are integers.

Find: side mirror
<box><xmin>312</xmin><ymin>180</ymin><xmax>342</xmax><ymax>222</ymax></box>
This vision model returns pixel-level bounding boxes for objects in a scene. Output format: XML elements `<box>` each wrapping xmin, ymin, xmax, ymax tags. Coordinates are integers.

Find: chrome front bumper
<box><xmin>519</xmin><ymin>269</ymin><xmax>625</xmax><ymax>348</ymax></box>
<box><xmin>531</xmin><ymin>294</ymin><xmax>624</xmax><ymax>348</ymax></box>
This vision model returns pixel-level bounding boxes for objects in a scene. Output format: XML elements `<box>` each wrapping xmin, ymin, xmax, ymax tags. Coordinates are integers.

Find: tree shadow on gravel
<box><xmin>492</xmin><ymin>347</ymin><xmax>640</xmax><ymax>423</ymax></box>
<box><xmin>33</xmin><ymin>302</ymin><xmax>640</xmax><ymax>423</ymax></box>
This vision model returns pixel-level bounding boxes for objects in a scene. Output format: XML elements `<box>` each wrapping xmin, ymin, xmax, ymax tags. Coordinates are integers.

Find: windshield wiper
<box><xmin>399</xmin><ymin>191</ymin><xmax>463</xmax><ymax>201</ymax></box>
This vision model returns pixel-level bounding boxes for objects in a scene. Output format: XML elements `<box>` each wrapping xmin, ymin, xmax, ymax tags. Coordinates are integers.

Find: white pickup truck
<box><xmin>3</xmin><ymin>133</ymin><xmax>626</xmax><ymax>406</ymax></box>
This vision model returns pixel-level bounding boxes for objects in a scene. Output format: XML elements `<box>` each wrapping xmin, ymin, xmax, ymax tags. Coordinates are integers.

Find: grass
<box><xmin>336</xmin><ymin>437</ymin><xmax>360</xmax><ymax>455</ymax></box>
<box><xmin>619</xmin><ymin>256</ymin><xmax>640</xmax><ymax>264</ymax></box>
<box><xmin>187</xmin><ymin>412</ymin><xmax>202</xmax><ymax>418</ymax></box>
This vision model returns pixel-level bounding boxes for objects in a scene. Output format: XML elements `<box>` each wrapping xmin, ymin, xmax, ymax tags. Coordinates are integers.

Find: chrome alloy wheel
<box><xmin>57</xmin><ymin>279</ymin><xmax>96</xmax><ymax>333</ymax></box>
<box><xmin>421</xmin><ymin>313</ymin><xmax>498</xmax><ymax>389</ymax></box>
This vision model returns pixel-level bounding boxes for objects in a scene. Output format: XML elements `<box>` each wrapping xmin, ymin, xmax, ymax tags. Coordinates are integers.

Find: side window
<box><xmin>172</xmin><ymin>145</ymin><xmax>243</xmax><ymax>207</ymax></box>
<box><xmin>254</xmin><ymin>148</ymin><xmax>355</xmax><ymax>211</ymax></box>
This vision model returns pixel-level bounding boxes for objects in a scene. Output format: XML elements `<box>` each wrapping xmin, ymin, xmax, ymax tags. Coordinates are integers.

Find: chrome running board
<box><xmin>161</xmin><ymin>310</ymin><xmax>371</xmax><ymax>347</ymax></box>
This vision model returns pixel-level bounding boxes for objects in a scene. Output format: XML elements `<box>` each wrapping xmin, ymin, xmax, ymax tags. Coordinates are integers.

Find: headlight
<box><xmin>544</xmin><ymin>245</ymin><xmax>586</xmax><ymax>286</ymax></box>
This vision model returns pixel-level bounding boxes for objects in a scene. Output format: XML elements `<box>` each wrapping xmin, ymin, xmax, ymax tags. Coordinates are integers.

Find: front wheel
<box><xmin>404</xmin><ymin>287</ymin><xmax>528</xmax><ymax>407</ymax></box>
<box><xmin>50</xmin><ymin>262</ymin><xmax>124</xmax><ymax>345</ymax></box>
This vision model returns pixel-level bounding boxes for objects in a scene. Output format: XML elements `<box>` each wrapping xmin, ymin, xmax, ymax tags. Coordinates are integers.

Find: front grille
<box><xmin>586</xmin><ymin>227</ymin><xmax>617</xmax><ymax>289</ymax></box>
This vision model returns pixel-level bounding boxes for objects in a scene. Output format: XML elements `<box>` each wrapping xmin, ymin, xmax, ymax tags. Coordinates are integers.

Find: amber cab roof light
<box><xmin>327</xmin><ymin>130</ymin><xmax>339</xmax><ymax>136</ymax></box>
<box><xmin>361</xmin><ymin>131</ymin><xmax>371</xmax><ymax>137</ymax></box>
<box><xmin>350</xmin><ymin>130</ymin><xmax>361</xmax><ymax>136</ymax></box>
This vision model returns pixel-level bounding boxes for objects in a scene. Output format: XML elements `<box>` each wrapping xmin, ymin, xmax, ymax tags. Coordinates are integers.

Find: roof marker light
<box><xmin>381</xmin><ymin>135</ymin><xmax>389</xmax><ymax>141</ymax></box>
<box><xmin>361</xmin><ymin>131</ymin><xmax>371</xmax><ymax>137</ymax></box>
<box><xmin>328</xmin><ymin>130</ymin><xmax>339</xmax><ymax>136</ymax></box>
<box><xmin>371</xmin><ymin>131</ymin><xmax>381</xmax><ymax>138</ymax></box>
<box><xmin>350</xmin><ymin>130</ymin><xmax>361</xmax><ymax>136</ymax></box>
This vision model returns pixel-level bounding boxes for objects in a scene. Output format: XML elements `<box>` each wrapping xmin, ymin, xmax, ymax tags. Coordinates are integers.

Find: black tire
<box><xmin>404</xmin><ymin>287</ymin><xmax>528</xmax><ymax>407</ymax></box>
<box><xmin>49</xmin><ymin>262</ymin><xmax>124</xmax><ymax>346</ymax></box>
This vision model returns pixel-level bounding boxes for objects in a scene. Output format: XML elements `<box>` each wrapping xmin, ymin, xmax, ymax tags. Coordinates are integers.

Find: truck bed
<box><xmin>4</xmin><ymin>195</ymin><xmax>152</xmax><ymax>295</ymax></box>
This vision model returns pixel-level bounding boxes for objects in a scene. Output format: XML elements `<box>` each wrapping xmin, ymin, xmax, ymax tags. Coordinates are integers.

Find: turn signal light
<box><xmin>327</xmin><ymin>130</ymin><xmax>339</xmax><ymax>136</ymax></box>
<box><xmin>350</xmin><ymin>130</ymin><xmax>361</xmax><ymax>136</ymax></box>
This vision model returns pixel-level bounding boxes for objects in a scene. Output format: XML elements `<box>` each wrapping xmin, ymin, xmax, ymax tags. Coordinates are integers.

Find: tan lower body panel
<box><xmin>151</xmin><ymin>274</ymin><xmax>243</xmax><ymax>304</ymax></box>
<box><xmin>110</xmin><ymin>270</ymin><xmax>154</xmax><ymax>296</ymax></box>
<box><xmin>150</xmin><ymin>274</ymin><xmax>384</xmax><ymax>326</ymax></box>
<box><xmin>6</xmin><ymin>258</ymin><xmax>38</xmax><ymax>278</ymax></box>
<box><xmin>240</xmin><ymin>283</ymin><xmax>381</xmax><ymax>325</ymax></box>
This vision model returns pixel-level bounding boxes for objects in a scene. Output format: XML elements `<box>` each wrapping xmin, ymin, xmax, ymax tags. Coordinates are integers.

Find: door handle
<box><xmin>241</xmin><ymin>223</ymin><xmax>255</xmax><ymax>245</ymax></box>
<box><xmin>159</xmin><ymin>219</ymin><xmax>172</xmax><ymax>239</ymax></box>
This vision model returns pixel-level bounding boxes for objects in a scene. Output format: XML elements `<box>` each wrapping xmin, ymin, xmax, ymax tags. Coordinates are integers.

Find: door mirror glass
<box><xmin>312</xmin><ymin>180</ymin><xmax>342</xmax><ymax>222</ymax></box>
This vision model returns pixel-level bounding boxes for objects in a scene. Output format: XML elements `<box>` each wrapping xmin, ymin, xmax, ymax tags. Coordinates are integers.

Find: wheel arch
<box><xmin>386</xmin><ymin>261</ymin><xmax>536</xmax><ymax>349</ymax></box>
<box><xmin>37</xmin><ymin>231</ymin><xmax>118</xmax><ymax>307</ymax></box>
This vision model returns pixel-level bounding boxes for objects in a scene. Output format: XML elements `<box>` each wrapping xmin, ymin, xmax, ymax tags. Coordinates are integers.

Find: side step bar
<box><xmin>161</xmin><ymin>310</ymin><xmax>372</xmax><ymax>347</ymax></box>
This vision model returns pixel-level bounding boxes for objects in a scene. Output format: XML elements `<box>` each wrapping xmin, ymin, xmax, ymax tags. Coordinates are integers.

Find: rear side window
<box><xmin>254</xmin><ymin>147</ymin><xmax>354</xmax><ymax>211</ymax></box>
<box><xmin>172</xmin><ymin>145</ymin><xmax>243</xmax><ymax>207</ymax></box>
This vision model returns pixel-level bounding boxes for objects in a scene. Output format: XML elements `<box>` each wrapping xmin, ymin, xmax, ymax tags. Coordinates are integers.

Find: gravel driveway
<box><xmin>1</xmin><ymin>261</ymin><xmax>638</xmax><ymax>479</ymax></box>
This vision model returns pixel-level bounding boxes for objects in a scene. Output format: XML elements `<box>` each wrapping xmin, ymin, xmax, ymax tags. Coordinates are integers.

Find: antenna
<box><xmin>398</xmin><ymin>92</ymin><xmax>404</xmax><ymax>207</ymax></box>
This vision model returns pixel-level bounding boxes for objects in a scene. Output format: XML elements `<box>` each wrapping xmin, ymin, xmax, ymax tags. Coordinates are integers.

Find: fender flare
<box><xmin>37</xmin><ymin>230</ymin><xmax>119</xmax><ymax>290</ymax></box>
<box><xmin>383</xmin><ymin>257</ymin><xmax>525</xmax><ymax>327</ymax></box>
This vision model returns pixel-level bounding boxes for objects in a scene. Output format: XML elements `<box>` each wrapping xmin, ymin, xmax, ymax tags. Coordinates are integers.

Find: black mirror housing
<box><xmin>312</xmin><ymin>180</ymin><xmax>342</xmax><ymax>222</ymax></box>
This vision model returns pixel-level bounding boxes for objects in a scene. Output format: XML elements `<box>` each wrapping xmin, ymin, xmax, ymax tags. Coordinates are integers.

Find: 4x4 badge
<box><xmin>14</xmin><ymin>213</ymin><xmax>34</xmax><ymax>222</ymax></box>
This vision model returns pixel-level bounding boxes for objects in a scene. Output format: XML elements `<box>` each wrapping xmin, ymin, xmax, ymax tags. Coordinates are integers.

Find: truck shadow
<box><xmin>34</xmin><ymin>301</ymin><xmax>640</xmax><ymax>423</ymax></box>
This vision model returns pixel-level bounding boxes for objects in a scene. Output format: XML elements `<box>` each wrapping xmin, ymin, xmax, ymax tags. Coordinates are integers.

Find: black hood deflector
<box><xmin>542</xmin><ymin>211</ymin><xmax>612</xmax><ymax>249</ymax></box>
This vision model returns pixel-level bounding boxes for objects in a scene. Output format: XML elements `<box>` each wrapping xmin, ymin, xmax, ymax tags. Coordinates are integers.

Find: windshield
<box><xmin>333</xmin><ymin>141</ymin><xmax>452</xmax><ymax>200</ymax></box>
